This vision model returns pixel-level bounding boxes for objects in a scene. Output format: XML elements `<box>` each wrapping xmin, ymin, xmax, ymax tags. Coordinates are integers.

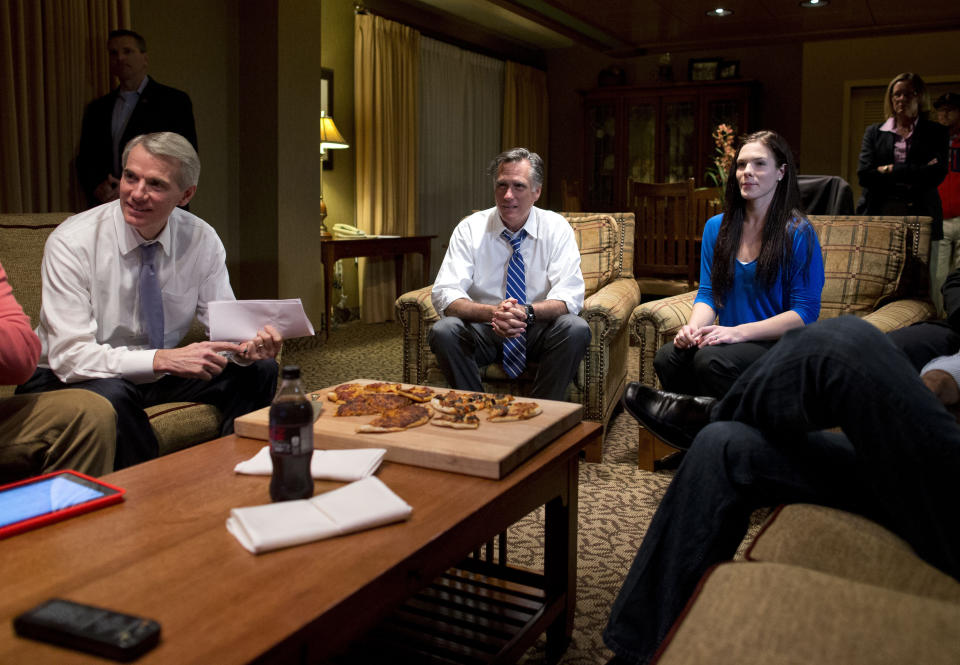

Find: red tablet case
<box><xmin>0</xmin><ymin>470</ymin><xmax>125</xmax><ymax>539</ymax></box>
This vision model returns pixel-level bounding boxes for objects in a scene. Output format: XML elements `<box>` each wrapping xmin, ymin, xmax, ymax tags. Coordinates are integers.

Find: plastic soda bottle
<box><xmin>269</xmin><ymin>365</ymin><xmax>314</xmax><ymax>501</ymax></box>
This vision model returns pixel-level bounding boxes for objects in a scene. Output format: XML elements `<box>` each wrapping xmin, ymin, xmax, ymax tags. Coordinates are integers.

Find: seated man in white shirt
<box><xmin>17</xmin><ymin>132</ymin><xmax>280</xmax><ymax>469</ymax></box>
<box><xmin>429</xmin><ymin>148</ymin><xmax>590</xmax><ymax>401</ymax></box>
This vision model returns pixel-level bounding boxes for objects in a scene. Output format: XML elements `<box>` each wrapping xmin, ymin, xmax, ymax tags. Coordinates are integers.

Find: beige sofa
<box><xmin>396</xmin><ymin>212</ymin><xmax>641</xmax><ymax>462</ymax></box>
<box><xmin>0</xmin><ymin>212</ymin><xmax>225</xmax><ymax>456</ymax></box>
<box><xmin>629</xmin><ymin>215</ymin><xmax>937</xmax><ymax>469</ymax></box>
<box><xmin>653</xmin><ymin>504</ymin><xmax>960</xmax><ymax>665</ymax></box>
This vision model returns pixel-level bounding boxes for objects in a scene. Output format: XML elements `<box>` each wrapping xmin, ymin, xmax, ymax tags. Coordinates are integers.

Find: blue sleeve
<box><xmin>694</xmin><ymin>214</ymin><xmax>723</xmax><ymax>310</ymax></box>
<box><xmin>786</xmin><ymin>219</ymin><xmax>825</xmax><ymax>324</ymax></box>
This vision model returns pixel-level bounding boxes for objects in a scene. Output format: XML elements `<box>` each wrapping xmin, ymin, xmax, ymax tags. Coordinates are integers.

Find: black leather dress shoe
<box><xmin>622</xmin><ymin>382</ymin><xmax>716</xmax><ymax>451</ymax></box>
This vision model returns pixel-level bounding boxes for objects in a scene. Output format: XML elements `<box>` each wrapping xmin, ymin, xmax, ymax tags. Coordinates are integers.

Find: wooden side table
<box><xmin>320</xmin><ymin>235</ymin><xmax>435</xmax><ymax>338</ymax></box>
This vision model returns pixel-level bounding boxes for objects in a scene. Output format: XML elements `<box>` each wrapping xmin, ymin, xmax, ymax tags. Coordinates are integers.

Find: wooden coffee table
<box><xmin>0</xmin><ymin>422</ymin><xmax>599</xmax><ymax>664</ymax></box>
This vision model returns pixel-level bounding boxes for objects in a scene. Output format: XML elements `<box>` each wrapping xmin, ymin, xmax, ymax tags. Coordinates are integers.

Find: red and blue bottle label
<box><xmin>269</xmin><ymin>425</ymin><xmax>313</xmax><ymax>455</ymax></box>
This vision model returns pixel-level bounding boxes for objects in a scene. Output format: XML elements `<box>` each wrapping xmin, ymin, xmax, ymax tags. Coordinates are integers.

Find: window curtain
<box><xmin>1</xmin><ymin>0</ymin><xmax>128</xmax><ymax>213</ymax></box>
<box><xmin>418</xmin><ymin>37</ymin><xmax>503</xmax><ymax>279</ymax></box>
<box><xmin>354</xmin><ymin>13</ymin><xmax>419</xmax><ymax>323</ymax></box>
<box><xmin>502</xmin><ymin>61</ymin><xmax>549</xmax><ymax>198</ymax></box>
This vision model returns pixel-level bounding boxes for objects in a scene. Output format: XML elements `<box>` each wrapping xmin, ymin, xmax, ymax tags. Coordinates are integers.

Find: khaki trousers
<box><xmin>0</xmin><ymin>390</ymin><xmax>116</xmax><ymax>483</ymax></box>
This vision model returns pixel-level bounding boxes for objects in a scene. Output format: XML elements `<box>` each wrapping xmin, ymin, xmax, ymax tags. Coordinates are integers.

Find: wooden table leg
<box><xmin>543</xmin><ymin>451</ymin><xmax>579</xmax><ymax>664</ymax></box>
<box><xmin>394</xmin><ymin>254</ymin><xmax>404</xmax><ymax>300</ymax></box>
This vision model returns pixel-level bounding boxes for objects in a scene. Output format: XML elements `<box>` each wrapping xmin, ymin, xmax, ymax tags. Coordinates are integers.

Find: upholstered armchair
<box><xmin>630</xmin><ymin>215</ymin><xmax>937</xmax><ymax>470</ymax></box>
<box><xmin>396</xmin><ymin>212</ymin><xmax>640</xmax><ymax>462</ymax></box>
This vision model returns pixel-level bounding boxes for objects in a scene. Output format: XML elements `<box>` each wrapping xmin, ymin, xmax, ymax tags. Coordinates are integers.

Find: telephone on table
<box><xmin>332</xmin><ymin>224</ymin><xmax>368</xmax><ymax>239</ymax></box>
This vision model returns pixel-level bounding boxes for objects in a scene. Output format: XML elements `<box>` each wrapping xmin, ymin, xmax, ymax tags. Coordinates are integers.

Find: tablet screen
<box><xmin>0</xmin><ymin>475</ymin><xmax>113</xmax><ymax>528</ymax></box>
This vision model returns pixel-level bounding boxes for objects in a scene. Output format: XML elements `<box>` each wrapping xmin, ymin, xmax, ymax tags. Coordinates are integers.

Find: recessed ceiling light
<box><xmin>707</xmin><ymin>7</ymin><xmax>733</xmax><ymax>17</ymax></box>
<box><xmin>799</xmin><ymin>0</ymin><xmax>828</xmax><ymax>7</ymax></box>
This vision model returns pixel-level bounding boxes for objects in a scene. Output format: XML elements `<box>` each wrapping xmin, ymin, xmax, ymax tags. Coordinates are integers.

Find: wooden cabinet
<box><xmin>582</xmin><ymin>80</ymin><xmax>759</xmax><ymax>211</ymax></box>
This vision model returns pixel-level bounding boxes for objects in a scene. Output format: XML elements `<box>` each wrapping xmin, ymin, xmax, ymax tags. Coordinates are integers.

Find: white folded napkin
<box><xmin>234</xmin><ymin>446</ymin><xmax>385</xmax><ymax>482</ymax></box>
<box><xmin>226</xmin><ymin>476</ymin><xmax>413</xmax><ymax>554</ymax></box>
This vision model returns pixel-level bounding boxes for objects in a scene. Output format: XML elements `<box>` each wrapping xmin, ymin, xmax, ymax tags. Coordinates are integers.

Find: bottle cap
<box><xmin>281</xmin><ymin>365</ymin><xmax>301</xmax><ymax>379</ymax></box>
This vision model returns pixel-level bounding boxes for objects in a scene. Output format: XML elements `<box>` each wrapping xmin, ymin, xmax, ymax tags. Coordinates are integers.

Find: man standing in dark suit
<box><xmin>76</xmin><ymin>29</ymin><xmax>197</xmax><ymax>209</ymax></box>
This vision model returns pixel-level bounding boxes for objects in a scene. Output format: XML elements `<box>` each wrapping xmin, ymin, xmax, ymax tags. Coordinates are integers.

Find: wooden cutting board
<box><xmin>234</xmin><ymin>379</ymin><xmax>583</xmax><ymax>479</ymax></box>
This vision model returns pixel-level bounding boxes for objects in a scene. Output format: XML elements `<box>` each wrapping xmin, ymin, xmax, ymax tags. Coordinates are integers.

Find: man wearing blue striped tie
<box><xmin>430</xmin><ymin>148</ymin><xmax>590</xmax><ymax>401</ymax></box>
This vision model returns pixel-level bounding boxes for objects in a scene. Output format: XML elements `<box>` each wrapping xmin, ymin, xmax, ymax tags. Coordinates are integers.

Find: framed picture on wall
<box><xmin>688</xmin><ymin>58</ymin><xmax>721</xmax><ymax>81</ymax></box>
<box><xmin>321</xmin><ymin>68</ymin><xmax>334</xmax><ymax>170</ymax></box>
<box><xmin>718</xmin><ymin>60</ymin><xmax>740</xmax><ymax>79</ymax></box>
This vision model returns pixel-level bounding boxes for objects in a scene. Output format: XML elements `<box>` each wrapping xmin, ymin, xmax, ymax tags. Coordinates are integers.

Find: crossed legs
<box><xmin>605</xmin><ymin>316</ymin><xmax>960</xmax><ymax>663</ymax></box>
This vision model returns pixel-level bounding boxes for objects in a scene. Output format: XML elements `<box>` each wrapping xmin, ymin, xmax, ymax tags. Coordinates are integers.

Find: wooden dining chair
<box><xmin>693</xmin><ymin>186</ymin><xmax>724</xmax><ymax>228</ymax></box>
<box><xmin>630</xmin><ymin>178</ymin><xmax>698</xmax><ymax>297</ymax></box>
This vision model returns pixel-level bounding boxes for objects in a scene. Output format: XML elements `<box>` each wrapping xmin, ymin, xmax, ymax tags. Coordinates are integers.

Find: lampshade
<box><xmin>319</xmin><ymin>111</ymin><xmax>349</xmax><ymax>153</ymax></box>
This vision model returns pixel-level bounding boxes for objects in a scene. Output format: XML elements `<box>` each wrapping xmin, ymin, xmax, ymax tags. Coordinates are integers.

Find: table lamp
<box><xmin>319</xmin><ymin>110</ymin><xmax>349</xmax><ymax>238</ymax></box>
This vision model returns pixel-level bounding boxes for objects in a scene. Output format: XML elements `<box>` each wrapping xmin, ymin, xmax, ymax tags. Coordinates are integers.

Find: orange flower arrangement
<box><xmin>706</xmin><ymin>123</ymin><xmax>736</xmax><ymax>190</ymax></box>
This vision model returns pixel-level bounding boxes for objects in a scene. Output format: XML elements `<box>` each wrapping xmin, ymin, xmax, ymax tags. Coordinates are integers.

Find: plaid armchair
<box><xmin>629</xmin><ymin>215</ymin><xmax>937</xmax><ymax>469</ymax></box>
<box><xmin>396</xmin><ymin>212</ymin><xmax>640</xmax><ymax>462</ymax></box>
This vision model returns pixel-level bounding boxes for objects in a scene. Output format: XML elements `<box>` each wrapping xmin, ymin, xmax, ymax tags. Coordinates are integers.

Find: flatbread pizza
<box><xmin>487</xmin><ymin>401</ymin><xmax>542</xmax><ymax>422</ymax></box>
<box><xmin>430</xmin><ymin>410</ymin><xmax>481</xmax><ymax>429</ymax></box>
<box><xmin>335</xmin><ymin>393</ymin><xmax>412</xmax><ymax>416</ymax></box>
<box><xmin>357</xmin><ymin>403</ymin><xmax>433</xmax><ymax>433</ymax></box>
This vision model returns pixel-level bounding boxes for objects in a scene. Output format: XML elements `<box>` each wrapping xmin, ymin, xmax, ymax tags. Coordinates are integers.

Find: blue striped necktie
<box><xmin>501</xmin><ymin>229</ymin><xmax>527</xmax><ymax>378</ymax></box>
<box><xmin>139</xmin><ymin>243</ymin><xmax>165</xmax><ymax>349</ymax></box>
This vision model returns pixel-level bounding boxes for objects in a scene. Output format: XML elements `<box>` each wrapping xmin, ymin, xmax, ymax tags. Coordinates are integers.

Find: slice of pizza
<box><xmin>488</xmin><ymin>393</ymin><xmax>515</xmax><ymax>408</ymax></box>
<box><xmin>363</xmin><ymin>382</ymin><xmax>404</xmax><ymax>394</ymax></box>
<box><xmin>397</xmin><ymin>385</ymin><xmax>436</xmax><ymax>403</ymax></box>
<box><xmin>327</xmin><ymin>382</ymin><xmax>366</xmax><ymax>403</ymax></box>
<box><xmin>487</xmin><ymin>401</ymin><xmax>543</xmax><ymax>422</ymax></box>
<box><xmin>430</xmin><ymin>410</ymin><xmax>481</xmax><ymax>429</ymax></box>
<box><xmin>335</xmin><ymin>393</ymin><xmax>412</xmax><ymax>416</ymax></box>
<box><xmin>357</xmin><ymin>403</ymin><xmax>433</xmax><ymax>433</ymax></box>
<box><xmin>430</xmin><ymin>390</ymin><xmax>464</xmax><ymax>414</ymax></box>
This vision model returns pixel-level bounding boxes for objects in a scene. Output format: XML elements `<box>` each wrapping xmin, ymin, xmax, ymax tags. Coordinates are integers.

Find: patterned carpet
<box><xmin>284</xmin><ymin>321</ymin><xmax>755</xmax><ymax>664</ymax></box>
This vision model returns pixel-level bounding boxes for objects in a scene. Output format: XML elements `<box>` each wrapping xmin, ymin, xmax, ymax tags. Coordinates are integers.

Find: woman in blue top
<box><xmin>654</xmin><ymin>130</ymin><xmax>825</xmax><ymax>398</ymax></box>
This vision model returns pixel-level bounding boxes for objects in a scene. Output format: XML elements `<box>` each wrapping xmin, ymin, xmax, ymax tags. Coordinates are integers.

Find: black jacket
<box><xmin>76</xmin><ymin>77</ymin><xmax>197</xmax><ymax>208</ymax></box>
<box><xmin>856</xmin><ymin>117</ymin><xmax>948</xmax><ymax>238</ymax></box>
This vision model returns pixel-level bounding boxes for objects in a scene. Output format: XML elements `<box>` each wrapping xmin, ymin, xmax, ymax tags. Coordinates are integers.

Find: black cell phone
<box><xmin>13</xmin><ymin>598</ymin><xmax>160</xmax><ymax>661</ymax></box>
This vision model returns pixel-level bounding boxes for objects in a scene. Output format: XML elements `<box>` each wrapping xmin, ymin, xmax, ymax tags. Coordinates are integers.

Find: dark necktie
<box><xmin>139</xmin><ymin>243</ymin><xmax>164</xmax><ymax>349</ymax></box>
<box><xmin>501</xmin><ymin>229</ymin><xmax>527</xmax><ymax>378</ymax></box>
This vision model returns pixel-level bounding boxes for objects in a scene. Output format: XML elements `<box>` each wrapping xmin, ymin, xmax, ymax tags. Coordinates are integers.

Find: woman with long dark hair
<box><xmin>857</xmin><ymin>72</ymin><xmax>948</xmax><ymax>238</ymax></box>
<box><xmin>653</xmin><ymin>130</ymin><xmax>824</xmax><ymax>398</ymax></box>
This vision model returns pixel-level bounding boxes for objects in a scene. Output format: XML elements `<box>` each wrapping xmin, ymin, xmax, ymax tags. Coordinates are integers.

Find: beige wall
<box><xmin>322</xmin><ymin>0</ymin><xmax>360</xmax><ymax>312</ymax></box>
<box><xmin>129</xmin><ymin>0</ymin><xmax>236</xmax><ymax>246</ymax></box>
<box><xmin>278</xmin><ymin>0</ymin><xmax>324</xmax><ymax>321</ymax></box>
<box><xmin>801</xmin><ymin>30</ymin><xmax>960</xmax><ymax>180</ymax></box>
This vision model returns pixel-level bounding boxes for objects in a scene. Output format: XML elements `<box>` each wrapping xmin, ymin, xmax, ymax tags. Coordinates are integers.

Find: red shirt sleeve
<box><xmin>0</xmin><ymin>261</ymin><xmax>41</xmax><ymax>385</ymax></box>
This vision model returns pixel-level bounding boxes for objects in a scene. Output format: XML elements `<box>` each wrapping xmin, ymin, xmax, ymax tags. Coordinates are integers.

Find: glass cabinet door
<box><xmin>585</xmin><ymin>102</ymin><xmax>617</xmax><ymax>209</ymax></box>
<box><xmin>627</xmin><ymin>101</ymin><xmax>656</xmax><ymax>185</ymax></box>
<box><xmin>662</xmin><ymin>98</ymin><xmax>696</xmax><ymax>182</ymax></box>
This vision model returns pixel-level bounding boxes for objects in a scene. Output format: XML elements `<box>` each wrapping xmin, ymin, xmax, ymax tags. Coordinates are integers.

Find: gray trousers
<box><xmin>428</xmin><ymin>313</ymin><xmax>590</xmax><ymax>401</ymax></box>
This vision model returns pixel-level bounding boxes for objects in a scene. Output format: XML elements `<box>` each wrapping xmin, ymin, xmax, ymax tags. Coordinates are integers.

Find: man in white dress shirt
<box><xmin>18</xmin><ymin>132</ymin><xmax>280</xmax><ymax>469</ymax></box>
<box><xmin>429</xmin><ymin>148</ymin><xmax>589</xmax><ymax>401</ymax></box>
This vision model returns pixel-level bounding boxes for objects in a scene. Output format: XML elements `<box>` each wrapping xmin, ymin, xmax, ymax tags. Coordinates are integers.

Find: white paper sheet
<box><xmin>208</xmin><ymin>299</ymin><xmax>315</xmax><ymax>342</ymax></box>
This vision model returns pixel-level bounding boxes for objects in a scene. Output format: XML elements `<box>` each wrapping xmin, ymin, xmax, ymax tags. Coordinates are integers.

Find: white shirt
<box><xmin>431</xmin><ymin>206</ymin><xmax>584</xmax><ymax>317</ymax></box>
<box><xmin>36</xmin><ymin>200</ymin><xmax>235</xmax><ymax>384</ymax></box>
<box><xmin>921</xmin><ymin>353</ymin><xmax>960</xmax><ymax>390</ymax></box>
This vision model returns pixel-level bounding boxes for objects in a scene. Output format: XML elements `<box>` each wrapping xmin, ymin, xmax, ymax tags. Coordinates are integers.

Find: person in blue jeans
<box><xmin>605</xmin><ymin>316</ymin><xmax>960</xmax><ymax>664</ymax></box>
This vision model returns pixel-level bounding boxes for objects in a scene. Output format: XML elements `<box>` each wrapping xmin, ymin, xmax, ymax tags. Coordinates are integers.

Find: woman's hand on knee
<box><xmin>674</xmin><ymin>324</ymin><xmax>702</xmax><ymax>349</ymax></box>
<box><xmin>696</xmin><ymin>325</ymin><xmax>745</xmax><ymax>348</ymax></box>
